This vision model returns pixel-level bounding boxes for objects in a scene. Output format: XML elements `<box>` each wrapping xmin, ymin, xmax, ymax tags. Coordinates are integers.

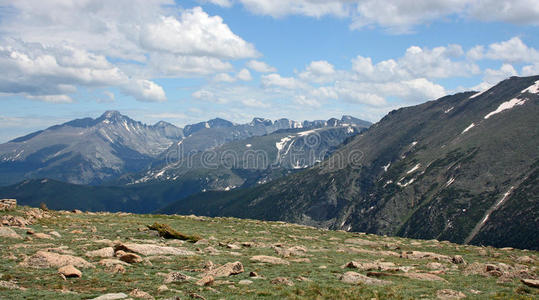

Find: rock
<box><xmin>86</xmin><ymin>247</ymin><xmax>115</xmax><ymax>258</ymax></box>
<box><xmin>106</xmin><ymin>264</ymin><xmax>126</xmax><ymax>274</ymax></box>
<box><xmin>426</xmin><ymin>262</ymin><xmax>444</xmax><ymax>270</ymax></box>
<box><xmin>249</xmin><ymin>271</ymin><xmax>259</xmax><ymax>277</ymax></box>
<box><xmin>436</xmin><ymin>289</ymin><xmax>466</xmax><ymax>299</ymax></box>
<box><xmin>70</xmin><ymin>230</ymin><xmax>84</xmax><ymax>234</ymax></box>
<box><xmin>114</xmin><ymin>243</ymin><xmax>195</xmax><ymax>256</ymax></box>
<box><xmin>0</xmin><ymin>280</ymin><xmax>22</xmax><ymax>290</ymax></box>
<box><xmin>157</xmin><ymin>285</ymin><xmax>168</xmax><ymax>293</ymax></box>
<box><xmin>516</xmin><ymin>256</ymin><xmax>535</xmax><ymax>264</ymax></box>
<box><xmin>49</xmin><ymin>231</ymin><xmax>62</xmax><ymax>238</ymax></box>
<box><xmin>196</xmin><ymin>275</ymin><xmax>214</xmax><ymax>286</ymax></box>
<box><xmin>521</xmin><ymin>279</ymin><xmax>539</xmax><ymax>288</ymax></box>
<box><xmin>58</xmin><ymin>265</ymin><xmax>82</xmax><ymax>278</ymax></box>
<box><xmin>239</xmin><ymin>280</ymin><xmax>253</xmax><ymax>285</ymax></box>
<box><xmin>0</xmin><ymin>199</ymin><xmax>17</xmax><ymax>211</ymax></box>
<box><xmin>344</xmin><ymin>261</ymin><xmax>397</xmax><ymax>271</ymax></box>
<box><xmin>1</xmin><ymin>215</ymin><xmax>30</xmax><ymax>227</ymax></box>
<box><xmin>98</xmin><ymin>259</ymin><xmax>130</xmax><ymax>267</ymax></box>
<box><xmin>344</xmin><ymin>238</ymin><xmax>378</xmax><ymax>247</ymax></box>
<box><xmin>226</xmin><ymin>243</ymin><xmax>241</xmax><ymax>250</ymax></box>
<box><xmin>400</xmin><ymin>272</ymin><xmax>447</xmax><ymax>282</ymax></box>
<box><xmin>117</xmin><ymin>252</ymin><xmax>142</xmax><ymax>264</ymax></box>
<box><xmin>0</xmin><ymin>227</ymin><xmax>22</xmax><ymax>239</ymax></box>
<box><xmin>90</xmin><ymin>293</ymin><xmax>128</xmax><ymax>300</ymax></box>
<box><xmin>21</xmin><ymin>251</ymin><xmax>94</xmax><ymax>268</ymax></box>
<box><xmin>33</xmin><ymin>232</ymin><xmax>53</xmax><ymax>239</ymax></box>
<box><xmin>205</xmin><ymin>261</ymin><xmax>244</xmax><ymax>277</ymax></box>
<box><xmin>250</xmin><ymin>255</ymin><xmax>289</xmax><ymax>265</ymax></box>
<box><xmin>72</xmin><ymin>209</ymin><xmax>83</xmax><ymax>214</ymax></box>
<box><xmin>164</xmin><ymin>272</ymin><xmax>190</xmax><ymax>283</ymax></box>
<box><xmin>401</xmin><ymin>251</ymin><xmax>451</xmax><ymax>262</ymax></box>
<box><xmin>271</xmin><ymin>277</ymin><xmax>294</xmax><ymax>286</ymax></box>
<box><xmin>129</xmin><ymin>288</ymin><xmax>154</xmax><ymax>299</ymax></box>
<box><xmin>451</xmin><ymin>255</ymin><xmax>465</xmax><ymax>264</ymax></box>
<box><xmin>339</xmin><ymin>271</ymin><xmax>391</xmax><ymax>285</ymax></box>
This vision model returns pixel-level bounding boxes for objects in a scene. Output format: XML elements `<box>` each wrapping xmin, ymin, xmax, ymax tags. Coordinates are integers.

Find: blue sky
<box><xmin>0</xmin><ymin>0</ymin><xmax>538</xmax><ymax>142</ymax></box>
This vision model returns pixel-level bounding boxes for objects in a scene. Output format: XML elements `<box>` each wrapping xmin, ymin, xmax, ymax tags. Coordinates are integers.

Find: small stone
<box><xmin>129</xmin><ymin>288</ymin><xmax>154</xmax><ymax>299</ymax></box>
<box><xmin>516</xmin><ymin>256</ymin><xmax>535</xmax><ymax>264</ymax></box>
<box><xmin>250</xmin><ymin>255</ymin><xmax>289</xmax><ymax>265</ymax></box>
<box><xmin>164</xmin><ymin>272</ymin><xmax>190</xmax><ymax>284</ymax></box>
<box><xmin>117</xmin><ymin>252</ymin><xmax>142</xmax><ymax>264</ymax></box>
<box><xmin>157</xmin><ymin>285</ymin><xmax>168</xmax><ymax>293</ymax></box>
<box><xmin>49</xmin><ymin>231</ymin><xmax>62</xmax><ymax>238</ymax></box>
<box><xmin>90</xmin><ymin>293</ymin><xmax>128</xmax><ymax>300</ymax></box>
<box><xmin>451</xmin><ymin>255</ymin><xmax>465</xmax><ymax>264</ymax></box>
<box><xmin>0</xmin><ymin>227</ymin><xmax>22</xmax><ymax>239</ymax></box>
<box><xmin>249</xmin><ymin>271</ymin><xmax>259</xmax><ymax>277</ymax></box>
<box><xmin>106</xmin><ymin>264</ymin><xmax>126</xmax><ymax>274</ymax></box>
<box><xmin>58</xmin><ymin>265</ymin><xmax>82</xmax><ymax>278</ymax></box>
<box><xmin>86</xmin><ymin>247</ymin><xmax>115</xmax><ymax>258</ymax></box>
<box><xmin>436</xmin><ymin>289</ymin><xmax>466</xmax><ymax>299</ymax></box>
<box><xmin>33</xmin><ymin>232</ymin><xmax>53</xmax><ymax>239</ymax></box>
<box><xmin>271</xmin><ymin>277</ymin><xmax>294</xmax><ymax>286</ymax></box>
<box><xmin>521</xmin><ymin>279</ymin><xmax>539</xmax><ymax>288</ymax></box>
<box><xmin>196</xmin><ymin>275</ymin><xmax>214</xmax><ymax>286</ymax></box>
<box><xmin>239</xmin><ymin>280</ymin><xmax>253</xmax><ymax>285</ymax></box>
<box><xmin>339</xmin><ymin>272</ymin><xmax>390</xmax><ymax>285</ymax></box>
<box><xmin>205</xmin><ymin>261</ymin><xmax>244</xmax><ymax>278</ymax></box>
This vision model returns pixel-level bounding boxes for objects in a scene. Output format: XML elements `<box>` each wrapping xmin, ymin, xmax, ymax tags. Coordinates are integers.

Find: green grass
<box><xmin>0</xmin><ymin>207</ymin><xmax>537</xmax><ymax>299</ymax></box>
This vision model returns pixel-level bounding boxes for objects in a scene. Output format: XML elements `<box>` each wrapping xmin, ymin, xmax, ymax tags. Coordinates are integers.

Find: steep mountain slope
<box><xmin>0</xmin><ymin>111</ymin><xmax>183</xmax><ymax>185</ymax></box>
<box><xmin>161</xmin><ymin>76</ymin><xmax>539</xmax><ymax>250</ymax></box>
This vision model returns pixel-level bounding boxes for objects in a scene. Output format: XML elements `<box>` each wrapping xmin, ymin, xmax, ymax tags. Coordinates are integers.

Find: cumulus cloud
<box><xmin>140</xmin><ymin>7</ymin><xmax>258</xmax><ymax>59</ymax></box>
<box><xmin>241</xmin><ymin>98</ymin><xmax>269</xmax><ymax>108</ymax></box>
<box><xmin>220</xmin><ymin>0</ymin><xmax>539</xmax><ymax>33</ymax></box>
<box><xmin>261</xmin><ymin>73</ymin><xmax>306</xmax><ymax>89</ymax></box>
<box><xmin>0</xmin><ymin>1</ymin><xmax>257</xmax><ymax>102</ymax></box>
<box><xmin>246</xmin><ymin>60</ymin><xmax>277</xmax><ymax>73</ymax></box>
<box><xmin>352</xmin><ymin>44</ymin><xmax>479</xmax><ymax>81</ymax></box>
<box><xmin>192</xmin><ymin>89</ymin><xmax>229</xmax><ymax>103</ymax></box>
<box><xmin>484</xmin><ymin>37</ymin><xmax>539</xmax><ymax>63</ymax></box>
<box><xmin>237</xmin><ymin>68</ymin><xmax>253</xmax><ymax>81</ymax></box>
<box><xmin>299</xmin><ymin>60</ymin><xmax>337</xmax><ymax>83</ymax></box>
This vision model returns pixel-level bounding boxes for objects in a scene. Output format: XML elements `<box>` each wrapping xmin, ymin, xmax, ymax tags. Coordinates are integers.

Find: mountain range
<box><xmin>0</xmin><ymin>112</ymin><xmax>369</xmax><ymax>186</ymax></box>
<box><xmin>0</xmin><ymin>76</ymin><xmax>537</xmax><ymax>250</ymax></box>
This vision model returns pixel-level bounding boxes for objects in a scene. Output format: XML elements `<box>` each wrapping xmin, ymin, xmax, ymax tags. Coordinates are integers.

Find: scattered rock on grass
<box><xmin>205</xmin><ymin>261</ymin><xmax>244</xmax><ymax>277</ymax></box>
<box><xmin>0</xmin><ymin>227</ymin><xmax>22</xmax><ymax>239</ymax></box>
<box><xmin>521</xmin><ymin>279</ymin><xmax>539</xmax><ymax>288</ymax></box>
<box><xmin>90</xmin><ymin>293</ymin><xmax>128</xmax><ymax>300</ymax></box>
<box><xmin>21</xmin><ymin>251</ymin><xmax>94</xmax><ymax>268</ymax></box>
<box><xmin>239</xmin><ymin>280</ymin><xmax>253</xmax><ymax>285</ymax></box>
<box><xmin>116</xmin><ymin>251</ymin><xmax>142</xmax><ymax>264</ymax></box>
<box><xmin>436</xmin><ymin>289</ymin><xmax>466</xmax><ymax>299</ymax></box>
<box><xmin>114</xmin><ymin>243</ymin><xmax>195</xmax><ymax>256</ymax></box>
<box><xmin>250</xmin><ymin>255</ymin><xmax>289</xmax><ymax>265</ymax></box>
<box><xmin>164</xmin><ymin>272</ymin><xmax>190</xmax><ymax>284</ymax></box>
<box><xmin>58</xmin><ymin>265</ymin><xmax>82</xmax><ymax>278</ymax></box>
<box><xmin>339</xmin><ymin>272</ymin><xmax>391</xmax><ymax>285</ymax></box>
<box><xmin>196</xmin><ymin>275</ymin><xmax>214</xmax><ymax>286</ymax></box>
<box><xmin>271</xmin><ymin>277</ymin><xmax>294</xmax><ymax>286</ymax></box>
<box><xmin>129</xmin><ymin>288</ymin><xmax>154</xmax><ymax>299</ymax></box>
<box><xmin>86</xmin><ymin>247</ymin><xmax>115</xmax><ymax>258</ymax></box>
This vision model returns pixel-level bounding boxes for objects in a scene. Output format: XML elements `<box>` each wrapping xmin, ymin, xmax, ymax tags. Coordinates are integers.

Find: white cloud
<box><xmin>0</xmin><ymin>2</ymin><xmax>258</xmax><ymax>102</ymax></box>
<box><xmin>299</xmin><ymin>60</ymin><xmax>337</xmax><ymax>83</ymax></box>
<box><xmin>213</xmin><ymin>73</ymin><xmax>237</xmax><ymax>83</ymax></box>
<box><xmin>237</xmin><ymin>68</ymin><xmax>253</xmax><ymax>81</ymax></box>
<box><xmin>246</xmin><ymin>60</ymin><xmax>277</xmax><ymax>73</ymax></box>
<box><xmin>123</xmin><ymin>79</ymin><xmax>167</xmax><ymax>102</ymax></box>
<box><xmin>237</xmin><ymin>0</ymin><xmax>349</xmax><ymax>18</ymax></box>
<box><xmin>201</xmin><ymin>0</ymin><xmax>233</xmax><ymax>7</ymax></box>
<box><xmin>140</xmin><ymin>7</ymin><xmax>258</xmax><ymax>59</ymax></box>
<box><xmin>484</xmin><ymin>37</ymin><xmax>539</xmax><ymax>63</ymax></box>
<box><xmin>97</xmin><ymin>91</ymin><xmax>115</xmax><ymax>103</ymax></box>
<box><xmin>294</xmin><ymin>95</ymin><xmax>322</xmax><ymax>108</ymax></box>
<box><xmin>352</xmin><ymin>44</ymin><xmax>479</xmax><ymax>81</ymax></box>
<box><xmin>192</xmin><ymin>89</ymin><xmax>228</xmax><ymax>103</ymax></box>
<box><xmin>261</xmin><ymin>73</ymin><xmax>306</xmax><ymax>89</ymax></box>
<box><xmin>241</xmin><ymin>98</ymin><xmax>269</xmax><ymax>108</ymax></box>
<box><xmin>226</xmin><ymin>0</ymin><xmax>539</xmax><ymax>33</ymax></box>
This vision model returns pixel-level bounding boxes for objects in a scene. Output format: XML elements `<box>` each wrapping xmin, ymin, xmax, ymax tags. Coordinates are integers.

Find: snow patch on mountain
<box><xmin>484</xmin><ymin>98</ymin><xmax>527</xmax><ymax>119</ymax></box>
<box><xmin>461</xmin><ymin>123</ymin><xmax>475</xmax><ymax>134</ymax></box>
